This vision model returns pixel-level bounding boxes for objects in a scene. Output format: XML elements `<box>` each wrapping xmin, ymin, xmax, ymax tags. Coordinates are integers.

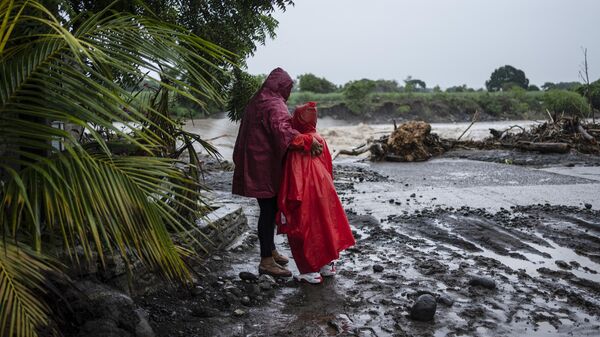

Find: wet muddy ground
<box><xmin>137</xmin><ymin>153</ymin><xmax>600</xmax><ymax>337</ymax></box>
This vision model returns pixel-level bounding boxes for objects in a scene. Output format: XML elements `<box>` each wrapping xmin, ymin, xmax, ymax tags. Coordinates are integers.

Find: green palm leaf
<box><xmin>1</xmin><ymin>2</ymin><xmax>236</xmax><ymax>336</ymax></box>
<box><xmin>0</xmin><ymin>241</ymin><xmax>61</xmax><ymax>337</ymax></box>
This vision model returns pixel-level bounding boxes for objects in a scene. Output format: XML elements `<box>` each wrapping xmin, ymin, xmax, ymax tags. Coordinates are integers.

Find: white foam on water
<box><xmin>181</xmin><ymin>118</ymin><xmax>541</xmax><ymax>161</ymax></box>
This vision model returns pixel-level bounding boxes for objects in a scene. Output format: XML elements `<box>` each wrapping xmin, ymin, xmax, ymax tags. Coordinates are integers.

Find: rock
<box><xmin>190</xmin><ymin>285</ymin><xmax>204</xmax><ymax>296</ymax></box>
<box><xmin>239</xmin><ymin>271</ymin><xmax>258</xmax><ymax>282</ymax></box>
<box><xmin>226</xmin><ymin>286</ymin><xmax>243</xmax><ymax>297</ymax></box>
<box><xmin>241</xmin><ymin>296</ymin><xmax>251</xmax><ymax>306</ymax></box>
<box><xmin>224</xmin><ymin>292</ymin><xmax>239</xmax><ymax>304</ymax></box>
<box><xmin>555</xmin><ymin>260</ymin><xmax>572</xmax><ymax>270</ymax></box>
<box><xmin>74</xmin><ymin>281</ymin><xmax>139</xmax><ymax>333</ymax></box>
<box><xmin>134</xmin><ymin>309</ymin><xmax>155</xmax><ymax>337</ymax></box>
<box><xmin>437</xmin><ymin>294</ymin><xmax>454</xmax><ymax>307</ymax></box>
<box><xmin>77</xmin><ymin>319</ymin><xmax>132</xmax><ymax>337</ymax></box>
<box><xmin>257</xmin><ymin>274</ymin><xmax>276</xmax><ymax>290</ymax></box>
<box><xmin>258</xmin><ymin>274</ymin><xmax>276</xmax><ymax>285</ymax></box>
<box><xmin>259</xmin><ymin>281</ymin><xmax>273</xmax><ymax>291</ymax></box>
<box><xmin>410</xmin><ymin>193</ymin><xmax>416</xmax><ymax>198</ymax></box>
<box><xmin>233</xmin><ymin>309</ymin><xmax>246</xmax><ymax>317</ymax></box>
<box><xmin>243</xmin><ymin>283</ymin><xmax>261</xmax><ymax>297</ymax></box>
<box><xmin>191</xmin><ymin>305</ymin><xmax>219</xmax><ymax>318</ymax></box>
<box><xmin>212</xmin><ymin>255</ymin><xmax>222</xmax><ymax>261</ymax></box>
<box><xmin>584</xmin><ymin>203</ymin><xmax>592</xmax><ymax>209</ymax></box>
<box><xmin>468</xmin><ymin>276</ymin><xmax>496</xmax><ymax>289</ymax></box>
<box><xmin>410</xmin><ymin>294</ymin><xmax>437</xmax><ymax>321</ymax></box>
<box><xmin>373</xmin><ymin>264</ymin><xmax>384</xmax><ymax>273</ymax></box>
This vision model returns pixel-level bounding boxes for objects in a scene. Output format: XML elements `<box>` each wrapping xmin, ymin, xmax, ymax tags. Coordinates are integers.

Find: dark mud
<box><xmin>443</xmin><ymin>148</ymin><xmax>600</xmax><ymax>167</ymax></box>
<box><xmin>137</xmin><ymin>160</ymin><xmax>600</xmax><ymax>337</ymax></box>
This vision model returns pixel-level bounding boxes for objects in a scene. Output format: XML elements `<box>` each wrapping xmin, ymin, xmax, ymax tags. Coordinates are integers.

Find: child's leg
<box><xmin>288</xmin><ymin>236</ymin><xmax>315</xmax><ymax>274</ymax></box>
<box><xmin>319</xmin><ymin>261</ymin><xmax>336</xmax><ymax>277</ymax></box>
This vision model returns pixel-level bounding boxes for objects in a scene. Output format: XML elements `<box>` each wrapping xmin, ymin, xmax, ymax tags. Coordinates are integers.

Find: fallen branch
<box><xmin>457</xmin><ymin>110</ymin><xmax>481</xmax><ymax>141</ymax></box>
<box><xmin>577</xmin><ymin>124</ymin><xmax>596</xmax><ymax>143</ymax></box>
<box><xmin>337</xmin><ymin>148</ymin><xmax>370</xmax><ymax>156</ymax></box>
<box><xmin>546</xmin><ymin>109</ymin><xmax>555</xmax><ymax>124</ymax></box>
<box><xmin>332</xmin><ymin>142</ymin><xmax>369</xmax><ymax>160</ymax></box>
<box><xmin>514</xmin><ymin>141</ymin><xmax>570</xmax><ymax>153</ymax></box>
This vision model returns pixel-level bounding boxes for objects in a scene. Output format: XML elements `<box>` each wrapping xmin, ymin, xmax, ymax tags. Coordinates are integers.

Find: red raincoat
<box><xmin>277</xmin><ymin>102</ymin><xmax>355</xmax><ymax>274</ymax></box>
<box><xmin>232</xmin><ymin>68</ymin><xmax>300</xmax><ymax>198</ymax></box>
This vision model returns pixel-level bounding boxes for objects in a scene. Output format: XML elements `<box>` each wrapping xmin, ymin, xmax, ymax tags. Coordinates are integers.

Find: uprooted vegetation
<box><xmin>459</xmin><ymin>117</ymin><xmax>599</xmax><ymax>155</ymax></box>
<box><xmin>336</xmin><ymin>118</ymin><xmax>600</xmax><ymax>162</ymax></box>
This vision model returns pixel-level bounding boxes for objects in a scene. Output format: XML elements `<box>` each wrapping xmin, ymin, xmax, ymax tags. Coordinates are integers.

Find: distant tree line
<box><xmin>226</xmin><ymin>63</ymin><xmax>599</xmax><ymax>120</ymax></box>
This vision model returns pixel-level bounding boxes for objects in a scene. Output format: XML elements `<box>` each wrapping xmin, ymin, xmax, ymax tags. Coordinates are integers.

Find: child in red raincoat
<box><xmin>277</xmin><ymin>102</ymin><xmax>355</xmax><ymax>284</ymax></box>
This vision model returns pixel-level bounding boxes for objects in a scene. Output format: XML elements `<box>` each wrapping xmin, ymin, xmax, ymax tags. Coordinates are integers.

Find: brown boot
<box><xmin>258</xmin><ymin>257</ymin><xmax>292</xmax><ymax>278</ymax></box>
<box><xmin>272</xmin><ymin>250</ymin><xmax>289</xmax><ymax>266</ymax></box>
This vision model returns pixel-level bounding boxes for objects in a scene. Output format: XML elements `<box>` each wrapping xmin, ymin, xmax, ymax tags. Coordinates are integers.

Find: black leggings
<box><xmin>257</xmin><ymin>197</ymin><xmax>277</xmax><ymax>258</ymax></box>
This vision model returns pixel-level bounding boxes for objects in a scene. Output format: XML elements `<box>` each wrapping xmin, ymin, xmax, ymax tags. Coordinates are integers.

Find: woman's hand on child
<box><xmin>311</xmin><ymin>137</ymin><xmax>323</xmax><ymax>157</ymax></box>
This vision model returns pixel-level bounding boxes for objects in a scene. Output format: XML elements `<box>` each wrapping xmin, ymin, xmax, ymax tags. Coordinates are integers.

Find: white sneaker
<box><xmin>294</xmin><ymin>272</ymin><xmax>323</xmax><ymax>284</ymax></box>
<box><xmin>319</xmin><ymin>262</ymin><xmax>336</xmax><ymax>277</ymax></box>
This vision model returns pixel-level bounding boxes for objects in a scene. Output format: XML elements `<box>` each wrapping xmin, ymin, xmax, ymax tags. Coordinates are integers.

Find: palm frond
<box><xmin>1</xmin><ymin>2</ymin><xmax>236</xmax><ymax>336</ymax></box>
<box><xmin>0</xmin><ymin>0</ymin><xmax>235</xmax><ymax>291</ymax></box>
<box><xmin>0</xmin><ymin>241</ymin><xmax>60</xmax><ymax>337</ymax></box>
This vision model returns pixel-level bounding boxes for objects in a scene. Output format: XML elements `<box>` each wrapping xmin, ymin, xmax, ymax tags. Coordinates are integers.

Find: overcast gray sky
<box><xmin>246</xmin><ymin>0</ymin><xmax>600</xmax><ymax>89</ymax></box>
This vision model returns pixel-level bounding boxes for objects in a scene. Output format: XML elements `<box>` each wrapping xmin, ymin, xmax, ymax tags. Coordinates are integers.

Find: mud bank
<box><xmin>137</xmin><ymin>158</ymin><xmax>600</xmax><ymax>337</ymax></box>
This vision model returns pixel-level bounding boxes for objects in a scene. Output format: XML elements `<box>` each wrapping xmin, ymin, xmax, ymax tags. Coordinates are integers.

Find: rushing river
<box><xmin>183</xmin><ymin>116</ymin><xmax>541</xmax><ymax>161</ymax></box>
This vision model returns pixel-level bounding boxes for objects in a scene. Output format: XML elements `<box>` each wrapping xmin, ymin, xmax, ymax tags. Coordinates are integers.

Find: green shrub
<box><xmin>288</xmin><ymin>91</ymin><xmax>344</xmax><ymax>108</ymax></box>
<box><xmin>574</xmin><ymin>79</ymin><xmax>600</xmax><ymax>112</ymax></box>
<box><xmin>543</xmin><ymin>90</ymin><xmax>591</xmax><ymax>116</ymax></box>
<box><xmin>343</xmin><ymin>79</ymin><xmax>376</xmax><ymax>114</ymax></box>
<box><xmin>396</xmin><ymin>104</ymin><xmax>411</xmax><ymax>114</ymax></box>
<box><xmin>226</xmin><ymin>70</ymin><xmax>263</xmax><ymax>121</ymax></box>
<box><xmin>297</xmin><ymin>73</ymin><xmax>337</xmax><ymax>93</ymax></box>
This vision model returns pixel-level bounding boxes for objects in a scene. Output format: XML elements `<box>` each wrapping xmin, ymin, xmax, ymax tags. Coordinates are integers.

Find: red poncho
<box><xmin>276</xmin><ymin>102</ymin><xmax>355</xmax><ymax>273</ymax></box>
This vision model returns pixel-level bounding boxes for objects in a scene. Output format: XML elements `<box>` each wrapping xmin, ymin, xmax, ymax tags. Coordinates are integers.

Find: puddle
<box><xmin>524</xmin><ymin>233</ymin><xmax>600</xmax><ymax>283</ymax></box>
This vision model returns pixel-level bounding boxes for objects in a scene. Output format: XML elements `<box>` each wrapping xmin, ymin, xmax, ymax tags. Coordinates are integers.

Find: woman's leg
<box><xmin>256</xmin><ymin>197</ymin><xmax>291</xmax><ymax>277</ymax></box>
<box><xmin>257</xmin><ymin>197</ymin><xmax>277</xmax><ymax>258</ymax></box>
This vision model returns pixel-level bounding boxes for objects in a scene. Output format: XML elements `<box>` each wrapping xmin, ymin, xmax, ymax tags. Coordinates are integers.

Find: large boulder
<box><xmin>71</xmin><ymin>281</ymin><xmax>155</xmax><ymax>337</ymax></box>
<box><xmin>410</xmin><ymin>294</ymin><xmax>437</xmax><ymax>322</ymax></box>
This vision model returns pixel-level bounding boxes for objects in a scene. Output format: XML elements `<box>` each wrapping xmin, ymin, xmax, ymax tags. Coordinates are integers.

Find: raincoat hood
<box><xmin>292</xmin><ymin>101</ymin><xmax>317</xmax><ymax>134</ymax></box>
<box><xmin>261</xmin><ymin>67</ymin><xmax>293</xmax><ymax>101</ymax></box>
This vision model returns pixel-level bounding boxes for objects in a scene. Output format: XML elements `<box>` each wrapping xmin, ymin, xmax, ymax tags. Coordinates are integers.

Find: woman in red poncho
<box><xmin>277</xmin><ymin>102</ymin><xmax>355</xmax><ymax>284</ymax></box>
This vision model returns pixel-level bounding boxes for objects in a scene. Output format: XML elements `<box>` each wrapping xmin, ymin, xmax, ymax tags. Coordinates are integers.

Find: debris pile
<box><xmin>384</xmin><ymin>121</ymin><xmax>447</xmax><ymax>161</ymax></box>
<box><xmin>348</xmin><ymin>121</ymin><xmax>450</xmax><ymax>162</ymax></box>
<box><xmin>335</xmin><ymin>117</ymin><xmax>599</xmax><ymax>162</ymax></box>
<box><xmin>459</xmin><ymin>117</ymin><xmax>599</xmax><ymax>154</ymax></box>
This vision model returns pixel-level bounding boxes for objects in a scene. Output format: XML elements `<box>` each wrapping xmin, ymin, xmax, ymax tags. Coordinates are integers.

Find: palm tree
<box><xmin>0</xmin><ymin>1</ymin><xmax>233</xmax><ymax>336</ymax></box>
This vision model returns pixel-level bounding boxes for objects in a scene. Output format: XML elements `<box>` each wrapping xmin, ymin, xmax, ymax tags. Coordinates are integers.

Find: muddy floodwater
<box><xmin>182</xmin><ymin>116</ymin><xmax>542</xmax><ymax>161</ymax></box>
<box><xmin>138</xmin><ymin>118</ymin><xmax>600</xmax><ymax>337</ymax></box>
